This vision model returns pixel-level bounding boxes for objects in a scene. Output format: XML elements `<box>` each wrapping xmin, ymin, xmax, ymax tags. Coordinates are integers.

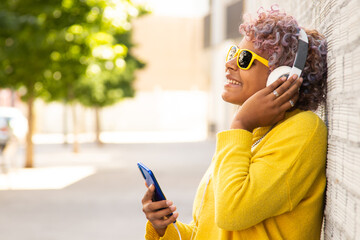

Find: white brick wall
<box><xmin>241</xmin><ymin>1</ymin><xmax>360</xmax><ymax>239</ymax></box>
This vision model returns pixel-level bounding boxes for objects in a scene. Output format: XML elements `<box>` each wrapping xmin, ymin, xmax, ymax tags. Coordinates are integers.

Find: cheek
<box><xmin>258</xmin><ymin>73</ymin><xmax>268</xmax><ymax>88</ymax></box>
<box><xmin>242</xmin><ymin>69</ymin><xmax>268</xmax><ymax>91</ymax></box>
<box><xmin>242</xmin><ymin>72</ymin><xmax>265</xmax><ymax>92</ymax></box>
<box><xmin>258</xmin><ymin>66</ymin><xmax>270</xmax><ymax>87</ymax></box>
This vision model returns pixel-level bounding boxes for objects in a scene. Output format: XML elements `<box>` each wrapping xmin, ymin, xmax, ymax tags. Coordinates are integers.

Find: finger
<box><xmin>143</xmin><ymin>199</ymin><xmax>173</xmax><ymax>215</ymax></box>
<box><xmin>276</xmin><ymin>77</ymin><xmax>303</xmax><ymax>105</ymax></box>
<box><xmin>280</xmin><ymin>93</ymin><xmax>299</xmax><ymax>112</ymax></box>
<box><xmin>147</xmin><ymin>205</ymin><xmax>177</xmax><ymax>221</ymax></box>
<box><xmin>265</xmin><ymin>76</ymin><xmax>287</xmax><ymax>94</ymax></box>
<box><xmin>152</xmin><ymin>212</ymin><xmax>179</xmax><ymax>229</ymax></box>
<box><xmin>142</xmin><ymin>184</ymin><xmax>155</xmax><ymax>204</ymax></box>
<box><xmin>146</xmin><ymin>200</ymin><xmax>173</xmax><ymax>212</ymax></box>
<box><xmin>163</xmin><ymin>212</ymin><xmax>179</xmax><ymax>225</ymax></box>
<box><xmin>145</xmin><ymin>181</ymin><xmax>149</xmax><ymax>188</ymax></box>
<box><xmin>273</xmin><ymin>74</ymin><xmax>298</xmax><ymax>98</ymax></box>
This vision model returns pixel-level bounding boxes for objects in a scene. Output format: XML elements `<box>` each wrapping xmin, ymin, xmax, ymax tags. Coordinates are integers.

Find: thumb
<box><xmin>142</xmin><ymin>184</ymin><xmax>155</xmax><ymax>204</ymax></box>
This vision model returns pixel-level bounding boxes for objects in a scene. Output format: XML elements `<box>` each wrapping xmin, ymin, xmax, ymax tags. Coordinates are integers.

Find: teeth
<box><xmin>227</xmin><ymin>80</ymin><xmax>241</xmax><ymax>85</ymax></box>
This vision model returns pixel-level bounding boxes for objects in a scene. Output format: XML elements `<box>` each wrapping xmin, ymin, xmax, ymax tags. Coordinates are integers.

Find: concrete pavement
<box><xmin>0</xmin><ymin>140</ymin><xmax>215</xmax><ymax>240</ymax></box>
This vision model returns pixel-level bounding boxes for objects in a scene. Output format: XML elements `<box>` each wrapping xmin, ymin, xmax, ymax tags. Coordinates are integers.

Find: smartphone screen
<box><xmin>137</xmin><ymin>162</ymin><xmax>167</xmax><ymax>202</ymax></box>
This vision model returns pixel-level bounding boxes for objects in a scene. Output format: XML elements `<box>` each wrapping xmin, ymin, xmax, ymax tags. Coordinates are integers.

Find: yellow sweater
<box><xmin>145</xmin><ymin>109</ymin><xmax>327</xmax><ymax>240</ymax></box>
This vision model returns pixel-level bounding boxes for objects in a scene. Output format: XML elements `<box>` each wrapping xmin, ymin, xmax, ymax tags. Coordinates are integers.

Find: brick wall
<box><xmin>241</xmin><ymin>1</ymin><xmax>360</xmax><ymax>239</ymax></box>
<box><xmin>320</xmin><ymin>1</ymin><xmax>360</xmax><ymax>238</ymax></box>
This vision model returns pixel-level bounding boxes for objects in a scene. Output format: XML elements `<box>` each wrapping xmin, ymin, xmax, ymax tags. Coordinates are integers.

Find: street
<box><xmin>0</xmin><ymin>140</ymin><xmax>215</xmax><ymax>240</ymax></box>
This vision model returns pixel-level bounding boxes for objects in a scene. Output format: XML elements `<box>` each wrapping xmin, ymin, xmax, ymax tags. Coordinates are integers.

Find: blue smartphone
<box><xmin>137</xmin><ymin>162</ymin><xmax>167</xmax><ymax>202</ymax></box>
<box><xmin>138</xmin><ymin>162</ymin><xmax>176</xmax><ymax>222</ymax></box>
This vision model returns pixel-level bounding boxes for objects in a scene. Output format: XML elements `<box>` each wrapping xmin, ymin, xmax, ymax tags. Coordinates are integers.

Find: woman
<box><xmin>142</xmin><ymin>6</ymin><xmax>327</xmax><ymax>240</ymax></box>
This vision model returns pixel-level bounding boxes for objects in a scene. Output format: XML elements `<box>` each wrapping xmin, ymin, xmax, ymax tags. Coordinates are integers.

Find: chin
<box><xmin>221</xmin><ymin>92</ymin><xmax>244</xmax><ymax>105</ymax></box>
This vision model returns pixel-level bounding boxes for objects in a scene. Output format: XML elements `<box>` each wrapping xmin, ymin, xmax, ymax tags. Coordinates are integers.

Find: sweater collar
<box><xmin>252</xmin><ymin>109</ymin><xmax>303</xmax><ymax>141</ymax></box>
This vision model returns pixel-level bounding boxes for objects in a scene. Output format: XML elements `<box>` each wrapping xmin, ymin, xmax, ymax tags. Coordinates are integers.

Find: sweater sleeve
<box><xmin>145</xmin><ymin>220</ymin><xmax>196</xmax><ymax>240</ymax></box>
<box><xmin>212</xmin><ymin>114</ymin><xmax>327</xmax><ymax>231</ymax></box>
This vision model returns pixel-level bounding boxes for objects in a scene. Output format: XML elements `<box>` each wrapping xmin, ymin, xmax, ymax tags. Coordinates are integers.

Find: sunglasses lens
<box><xmin>238</xmin><ymin>50</ymin><xmax>253</xmax><ymax>69</ymax></box>
<box><xmin>227</xmin><ymin>46</ymin><xmax>238</xmax><ymax>61</ymax></box>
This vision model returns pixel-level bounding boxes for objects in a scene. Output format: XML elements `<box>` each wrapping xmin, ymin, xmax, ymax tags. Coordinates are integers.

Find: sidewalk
<box><xmin>0</xmin><ymin>140</ymin><xmax>215</xmax><ymax>240</ymax></box>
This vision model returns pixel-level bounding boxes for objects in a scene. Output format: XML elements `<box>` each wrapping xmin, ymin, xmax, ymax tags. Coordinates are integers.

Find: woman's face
<box><xmin>222</xmin><ymin>38</ymin><xmax>270</xmax><ymax>105</ymax></box>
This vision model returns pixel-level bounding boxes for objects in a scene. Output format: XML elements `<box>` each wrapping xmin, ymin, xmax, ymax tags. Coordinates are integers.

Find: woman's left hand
<box><xmin>230</xmin><ymin>74</ymin><xmax>303</xmax><ymax>132</ymax></box>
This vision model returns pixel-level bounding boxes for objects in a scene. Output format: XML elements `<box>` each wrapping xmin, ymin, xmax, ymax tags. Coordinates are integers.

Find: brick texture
<box><xmin>241</xmin><ymin>0</ymin><xmax>360</xmax><ymax>239</ymax></box>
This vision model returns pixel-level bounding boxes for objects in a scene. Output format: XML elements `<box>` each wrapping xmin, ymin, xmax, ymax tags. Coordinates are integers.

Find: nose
<box><xmin>225</xmin><ymin>57</ymin><xmax>238</xmax><ymax>71</ymax></box>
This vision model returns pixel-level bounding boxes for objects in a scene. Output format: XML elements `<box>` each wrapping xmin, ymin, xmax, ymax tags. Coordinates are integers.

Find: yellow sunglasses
<box><xmin>226</xmin><ymin>46</ymin><xmax>269</xmax><ymax>70</ymax></box>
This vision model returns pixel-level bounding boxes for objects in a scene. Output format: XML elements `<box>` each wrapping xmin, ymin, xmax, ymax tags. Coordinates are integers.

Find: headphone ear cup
<box><xmin>266</xmin><ymin>66</ymin><xmax>291</xmax><ymax>87</ymax></box>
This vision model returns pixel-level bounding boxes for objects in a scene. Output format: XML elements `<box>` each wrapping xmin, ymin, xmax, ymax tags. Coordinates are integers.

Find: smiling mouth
<box><xmin>226</xmin><ymin>79</ymin><xmax>242</xmax><ymax>86</ymax></box>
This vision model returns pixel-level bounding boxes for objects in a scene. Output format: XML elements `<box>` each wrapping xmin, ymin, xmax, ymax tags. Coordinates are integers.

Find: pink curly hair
<box><xmin>239</xmin><ymin>6</ymin><xmax>327</xmax><ymax>111</ymax></box>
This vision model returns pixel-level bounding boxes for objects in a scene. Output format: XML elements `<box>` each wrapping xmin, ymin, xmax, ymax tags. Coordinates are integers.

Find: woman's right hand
<box><xmin>230</xmin><ymin>75</ymin><xmax>302</xmax><ymax>132</ymax></box>
<box><xmin>142</xmin><ymin>184</ymin><xmax>179</xmax><ymax>236</ymax></box>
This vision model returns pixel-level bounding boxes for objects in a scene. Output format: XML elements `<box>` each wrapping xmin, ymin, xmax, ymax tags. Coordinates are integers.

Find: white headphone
<box><xmin>266</xmin><ymin>29</ymin><xmax>309</xmax><ymax>86</ymax></box>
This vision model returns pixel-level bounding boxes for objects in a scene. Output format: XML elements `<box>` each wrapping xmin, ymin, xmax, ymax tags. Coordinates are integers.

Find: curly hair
<box><xmin>239</xmin><ymin>6</ymin><xmax>327</xmax><ymax>111</ymax></box>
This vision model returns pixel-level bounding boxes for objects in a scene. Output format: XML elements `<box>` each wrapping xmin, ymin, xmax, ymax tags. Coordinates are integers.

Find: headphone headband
<box><xmin>288</xmin><ymin>29</ymin><xmax>309</xmax><ymax>78</ymax></box>
<box><xmin>266</xmin><ymin>28</ymin><xmax>309</xmax><ymax>86</ymax></box>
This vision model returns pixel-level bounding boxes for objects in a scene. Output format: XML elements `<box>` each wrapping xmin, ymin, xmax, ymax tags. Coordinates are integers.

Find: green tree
<box><xmin>36</xmin><ymin>1</ymin><xmax>93</xmax><ymax>153</ymax></box>
<box><xmin>76</xmin><ymin>1</ymin><xmax>146</xmax><ymax>144</ymax></box>
<box><xmin>0</xmin><ymin>0</ymin><xmax>148</xmax><ymax>167</ymax></box>
<box><xmin>47</xmin><ymin>0</ymin><xmax>148</xmax><ymax>149</ymax></box>
<box><xmin>0</xmin><ymin>0</ymin><xmax>69</xmax><ymax>167</ymax></box>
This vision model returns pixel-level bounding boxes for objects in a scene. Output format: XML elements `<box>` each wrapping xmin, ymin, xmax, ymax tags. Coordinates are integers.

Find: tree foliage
<box><xmin>0</xmin><ymin>0</ymin><xmax>147</xmax><ymax>104</ymax></box>
<box><xmin>75</xmin><ymin>0</ymin><xmax>147</xmax><ymax>107</ymax></box>
<box><xmin>0</xmin><ymin>0</ymin><xmax>149</xmax><ymax>166</ymax></box>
